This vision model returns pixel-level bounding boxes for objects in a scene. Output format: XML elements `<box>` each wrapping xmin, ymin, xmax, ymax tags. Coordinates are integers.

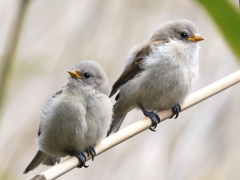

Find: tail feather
<box><xmin>23</xmin><ymin>150</ymin><xmax>60</xmax><ymax>174</ymax></box>
<box><xmin>107</xmin><ymin>113</ymin><xmax>127</xmax><ymax>137</ymax></box>
<box><xmin>24</xmin><ymin>150</ymin><xmax>46</xmax><ymax>174</ymax></box>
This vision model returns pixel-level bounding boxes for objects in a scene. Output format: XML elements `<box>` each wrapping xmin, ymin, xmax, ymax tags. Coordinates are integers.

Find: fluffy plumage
<box><xmin>107</xmin><ymin>19</ymin><xmax>204</xmax><ymax>136</ymax></box>
<box><xmin>24</xmin><ymin>60</ymin><xmax>112</xmax><ymax>174</ymax></box>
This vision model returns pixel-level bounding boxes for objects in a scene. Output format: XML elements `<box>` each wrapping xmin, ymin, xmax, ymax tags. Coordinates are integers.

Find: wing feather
<box><xmin>109</xmin><ymin>40</ymin><xmax>163</xmax><ymax>97</ymax></box>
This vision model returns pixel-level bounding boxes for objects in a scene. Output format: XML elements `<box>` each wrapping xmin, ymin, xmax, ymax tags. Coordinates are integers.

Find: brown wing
<box><xmin>109</xmin><ymin>47</ymin><xmax>149</xmax><ymax>97</ymax></box>
<box><xmin>109</xmin><ymin>40</ymin><xmax>163</xmax><ymax>98</ymax></box>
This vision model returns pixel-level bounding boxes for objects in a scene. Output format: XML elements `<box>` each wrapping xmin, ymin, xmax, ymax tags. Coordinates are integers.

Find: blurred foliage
<box><xmin>197</xmin><ymin>0</ymin><xmax>240</xmax><ymax>61</ymax></box>
<box><xmin>0</xmin><ymin>168</ymin><xmax>12</xmax><ymax>180</ymax></box>
<box><xmin>0</xmin><ymin>0</ymin><xmax>30</xmax><ymax>121</ymax></box>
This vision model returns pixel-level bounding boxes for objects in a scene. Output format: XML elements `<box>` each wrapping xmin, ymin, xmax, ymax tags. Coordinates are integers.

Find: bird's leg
<box><xmin>137</xmin><ymin>103</ymin><xmax>160</xmax><ymax>131</ymax></box>
<box><xmin>85</xmin><ymin>146</ymin><xmax>96</xmax><ymax>161</ymax></box>
<box><xmin>64</xmin><ymin>149</ymin><xmax>88</xmax><ymax>168</ymax></box>
<box><xmin>171</xmin><ymin>103</ymin><xmax>181</xmax><ymax>119</ymax></box>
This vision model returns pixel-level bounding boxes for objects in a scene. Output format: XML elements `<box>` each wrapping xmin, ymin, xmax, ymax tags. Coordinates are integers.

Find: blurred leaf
<box><xmin>0</xmin><ymin>0</ymin><xmax>30</xmax><ymax>120</ymax></box>
<box><xmin>197</xmin><ymin>0</ymin><xmax>240</xmax><ymax>61</ymax></box>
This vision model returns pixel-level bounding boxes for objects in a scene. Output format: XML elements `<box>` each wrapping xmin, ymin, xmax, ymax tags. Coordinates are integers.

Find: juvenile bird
<box><xmin>107</xmin><ymin>19</ymin><xmax>204</xmax><ymax>136</ymax></box>
<box><xmin>24</xmin><ymin>60</ymin><xmax>112</xmax><ymax>174</ymax></box>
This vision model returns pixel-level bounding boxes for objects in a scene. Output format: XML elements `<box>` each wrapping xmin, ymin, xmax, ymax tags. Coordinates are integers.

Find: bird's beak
<box><xmin>188</xmin><ymin>34</ymin><xmax>205</xmax><ymax>42</ymax></box>
<box><xmin>67</xmin><ymin>70</ymin><xmax>82</xmax><ymax>79</ymax></box>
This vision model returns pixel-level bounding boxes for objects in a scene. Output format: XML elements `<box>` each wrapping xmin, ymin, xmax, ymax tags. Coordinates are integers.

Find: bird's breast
<box><xmin>122</xmin><ymin>42</ymin><xmax>199</xmax><ymax>111</ymax></box>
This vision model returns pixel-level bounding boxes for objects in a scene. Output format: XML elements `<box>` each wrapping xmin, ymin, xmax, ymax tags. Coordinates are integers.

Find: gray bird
<box><xmin>24</xmin><ymin>60</ymin><xmax>112</xmax><ymax>174</ymax></box>
<box><xmin>107</xmin><ymin>19</ymin><xmax>204</xmax><ymax>136</ymax></box>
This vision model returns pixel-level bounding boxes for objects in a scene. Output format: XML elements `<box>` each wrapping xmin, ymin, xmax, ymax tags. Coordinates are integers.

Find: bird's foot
<box><xmin>64</xmin><ymin>149</ymin><xmax>88</xmax><ymax>168</ymax></box>
<box><xmin>85</xmin><ymin>146</ymin><xmax>96</xmax><ymax>161</ymax></box>
<box><xmin>138</xmin><ymin>103</ymin><xmax>160</xmax><ymax>131</ymax></box>
<box><xmin>74</xmin><ymin>152</ymin><xmax>89</xmax><ymax>168</ymax></box>
<box><xmin>172</xmin><ymin>103</ymin><xmax>181</xmax><ymax>119</ymax></box>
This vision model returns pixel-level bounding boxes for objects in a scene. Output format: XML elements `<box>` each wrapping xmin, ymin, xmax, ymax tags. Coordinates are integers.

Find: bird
<box><xmin>24</xmin><ymin>60</ymin><xmax>112</xmax><ymax>174</ymax></box>
<box><xmin>107</xmin><ymin>19</ymin><xmax>204</xmax><ymax>136</ymax></box>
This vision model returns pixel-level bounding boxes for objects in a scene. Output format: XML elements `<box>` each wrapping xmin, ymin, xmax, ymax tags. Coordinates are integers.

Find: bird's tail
<box><xmin>23</xmin><ymin>150</ymin><xmax>60</xmax><ymax>174</ymax></box>
<box><xmin>107</xmin><ymin>112</ymin><xmax>127</xmax><ymax>137</ymax></box>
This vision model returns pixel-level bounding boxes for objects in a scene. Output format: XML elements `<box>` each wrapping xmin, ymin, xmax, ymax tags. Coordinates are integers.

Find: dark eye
<box><xmin>181</xmin><ymin>33</ymin><xmax>187</xmax><ymax>38</ymax></box>
<box><xmin>84</xmin><ymin>73</ymin><xmax>91</xmax><ymax>78</ymax></box>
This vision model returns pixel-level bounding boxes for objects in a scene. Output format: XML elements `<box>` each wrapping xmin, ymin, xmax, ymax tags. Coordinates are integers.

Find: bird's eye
<box><xmin>180</xmin><ymin>33</ymin><xmax>187</xmax><ymax>38</ymax></box>
<box><xmin>84</xmin><ymin>73</ymin><xmax>91</xmax><ymax>78</ymax></box>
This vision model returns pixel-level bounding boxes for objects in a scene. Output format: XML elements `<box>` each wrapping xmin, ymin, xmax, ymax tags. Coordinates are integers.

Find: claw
<box><xmin>75</xmin><ymin>152</ymin><xmax>88</xmax><ymax>168</ymax></box>
<box><xmin>64</xmin><ymin>149</ymin><xmax>89</xmax><ymax>168</ymax></box>
<box><xmin>138</xmin><ymin>103</ymin><xmax>160</xmax><ymax>131</ymax></box>
<box><xmin>172</xmin><ymin>103</ymin><xmax>181</xmax><ymax>119</ymax></box>
<box><xmin>85</xmin><ymin>146</ymin><xmax>96</xmax><ymax>161</ymax></box>
<box><xmin>149</xmin><ymin>125</ymin><xmax>157</xmax><ymax>131</ymax></box>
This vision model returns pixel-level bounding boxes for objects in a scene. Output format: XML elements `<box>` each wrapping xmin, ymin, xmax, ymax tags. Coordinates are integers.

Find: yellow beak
<box><xmin>67</xmin><ymin>70</ymin><xmax>82</xmax><ymax>79</ymax></box>
<box><xmin>188</xmin><ymin>35</ymin><xmax>205</xmax><ymax>42</ymax></box>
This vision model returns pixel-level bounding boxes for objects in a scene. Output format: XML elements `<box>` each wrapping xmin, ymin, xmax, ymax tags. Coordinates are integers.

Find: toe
<box><xmin>75</xmin><ymin>152</ymin><xmax>88</xmax><ymax>168</ymax></box>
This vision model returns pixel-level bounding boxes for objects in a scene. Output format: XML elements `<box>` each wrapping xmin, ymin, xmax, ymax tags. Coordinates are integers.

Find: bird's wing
<box><xmin>109</xmin><ymin>40</ymin><xmax>163</xmax><ymax>97</ymax></box>
<box><xmin>38</xmin><ymin>88</ymin><xmax>64</xmax><ymax>137</ymax></box>
<box><xmin>110</xmin><ymin>43</ymin><xmax>152</xmax><ymax>97</ymax></box>
<box><xmin>109</xmin><ymin>59</ymin><xmax>142</xmax><ymax>97</ymax></box>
